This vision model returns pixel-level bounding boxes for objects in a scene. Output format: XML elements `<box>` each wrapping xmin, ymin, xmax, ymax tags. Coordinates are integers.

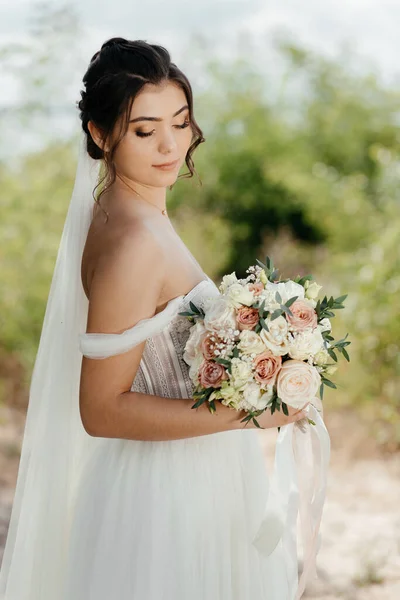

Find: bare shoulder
<box><xmin>86</xmin><ymin>220</ymin><xmax>167</xmax><ymax>335</ymax></box>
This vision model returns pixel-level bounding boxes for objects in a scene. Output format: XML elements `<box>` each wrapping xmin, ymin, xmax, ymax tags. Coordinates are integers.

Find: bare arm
<box><xmin>79</xmin><ymin>225</ymin><xmax>306</xmax><ymax>441</ymax></box>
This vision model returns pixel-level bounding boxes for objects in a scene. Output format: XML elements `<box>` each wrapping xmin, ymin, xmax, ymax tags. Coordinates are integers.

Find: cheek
<box><xmin>116</xmin><ymin>132</ymin><xmax>152</xmax><ymax>165</ymax></box>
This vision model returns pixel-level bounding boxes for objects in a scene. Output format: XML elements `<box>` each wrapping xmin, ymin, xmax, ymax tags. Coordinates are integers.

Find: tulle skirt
<box><xmin>62</xmin><ymin>428</ymin><xmax>290</xmax><ymax>600</ymax></box>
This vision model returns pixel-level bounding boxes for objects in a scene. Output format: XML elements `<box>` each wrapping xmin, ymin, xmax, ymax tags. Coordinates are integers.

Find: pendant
<box><xmin>162</xmin><ymin>209</ymin><xmax>167</xmax><ymax>215</ymax></box>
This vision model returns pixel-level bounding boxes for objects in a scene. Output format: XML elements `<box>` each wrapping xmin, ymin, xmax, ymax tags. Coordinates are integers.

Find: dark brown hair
<box><xmin>77</xmin><ymin>37</ymin><xmax>205</xmax><ymax>222</ymax></box>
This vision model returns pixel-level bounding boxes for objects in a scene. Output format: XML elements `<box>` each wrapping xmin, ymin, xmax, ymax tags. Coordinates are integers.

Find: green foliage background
<box><xmin>1</xmin><ymin>5</ymin><xmax>399</xmax><ymax>448</ymax></box>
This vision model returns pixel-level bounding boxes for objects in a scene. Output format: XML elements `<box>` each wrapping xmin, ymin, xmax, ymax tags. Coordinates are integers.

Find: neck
<box><xmin>115</xmin><ymin>173</ymin><xmax>168</xmax><ymax>214</ymax></box>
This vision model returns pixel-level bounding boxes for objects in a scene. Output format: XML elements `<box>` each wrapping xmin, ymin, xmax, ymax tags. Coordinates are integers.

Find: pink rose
<box><xmin>200</xmin><ymin>332</ymin><xmax>225</xmax><ymax>361</ymax></box>
<box><xmin>253</xmin><ymin>350</ymin><xmax>282</xmax><ymax>388</ymax></box>
<box><xmin>286</xmin><ymin>299</ymin><xmax>318</xmax><ymax>332</ymax></box>
<box><xmin>248</xmin><ymin>282</ymin><xmax>264</xmax><ymax>296</ymax></box>
<box><xmin>237</xmin><ymin>306</ymin><xmax>259</xmax><ymax>331</ymax></box>
<box><xmin>198</xmin><ymin>360</ymin><xmax>229</xmax><ymax>388</ymax></box>
<box><xmin>276</xmin><ymin>359</ymin><xmax>321</xmax><ymax>409</ymax></box>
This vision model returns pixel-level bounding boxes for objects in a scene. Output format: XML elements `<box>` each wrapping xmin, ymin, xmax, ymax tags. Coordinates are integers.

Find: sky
<box><xmin>0</xmin><ymin>0</ymin><xmax>399</xmax><ymax>156</ymax></box>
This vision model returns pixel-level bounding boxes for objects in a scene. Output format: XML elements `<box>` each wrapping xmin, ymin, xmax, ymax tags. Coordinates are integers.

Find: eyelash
<box><xmin>135</xmin><ymin>119</ymin><xmax>191</xmax><ymax>138</ymax></box>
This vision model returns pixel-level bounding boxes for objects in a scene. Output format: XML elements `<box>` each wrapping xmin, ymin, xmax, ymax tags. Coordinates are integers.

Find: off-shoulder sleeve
<box><xmin>79</xmin><ymin>295</ymin><xmax>184</xmax><ymax>359</ymax></box>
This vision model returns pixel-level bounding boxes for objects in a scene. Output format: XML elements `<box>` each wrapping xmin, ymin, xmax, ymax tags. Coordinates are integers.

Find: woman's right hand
<box><xmin>238</xmin><ymin>402</ymin><xmax>309</xmax><ymax>430</ymax></box>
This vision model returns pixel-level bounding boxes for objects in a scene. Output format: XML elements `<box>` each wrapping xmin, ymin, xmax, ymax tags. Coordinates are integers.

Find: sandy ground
<box><xmin>1</xmin><ymin>404</ymin><xmax>400</xmax><ymax>598</ymax></box>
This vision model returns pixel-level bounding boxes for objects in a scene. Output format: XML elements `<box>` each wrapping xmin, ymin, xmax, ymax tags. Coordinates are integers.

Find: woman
<box><xmin>0</xmin><ymin>38</ymin><xmax>310</xmax><ymax>600</ymax></box>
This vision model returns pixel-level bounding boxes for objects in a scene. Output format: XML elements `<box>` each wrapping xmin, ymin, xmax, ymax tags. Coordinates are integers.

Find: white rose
<box><xmin>304</xmin><ymin>280</ymin><xmax>323</xmax><ymax>300</ymax></box>
<box><xmin>183</xmin><ymin>321</ymin><xmax>207</xmax><ymax>365</ymax></box>
<box><xmin>225</xmin><ymin>283</ymin><xmax>254</xmax><ymax>309</ymax></box>
<box><xmin>259</xmin><ymin>315</ymin><xmax>290</xmax><ymax>356</ymax></box>
<box><xmin>240</xmin><ymin>382</ymin><xmax>273</xmax><ymax>411</ymax></box>
<box><xmin>188</xmin><ymin>353</ymin><xmax>205</xmax><ymax>385</ymax></box>
<box><xmin>230</xmin><ymin>357</ymin><xmax>253</xmax><ymax>390</ymax></box>
<box><xmin>203</xmin><ymin>296</ymin><xmax>237</xmax><ymax>334</ymax></box>
<box><xmin>277</xmin><ymin>359</ymin><xmax>321</xmax><ymax>409</ymax></box>
<box><xmin>265</xmin><ymin>279</ymin><xmax>305</xmax><ymax>304</ymax></box>
<box><xmin>288</xmin><ymin>328</ymin><xmax>324</xmax><ymax>361</ymax></box>
<box><xmin>318</xmin><ymin>318</ymin><xmax>332</xmax><ymax>333</ymax></box>
<box><xmin>219</xmin><ymin>272</ymin><xmax>238</xmax><ymax>294</ymax></box>
<box><xmin>237</xmin><ymin>330</ymin><xmax>266</xmax><ymax>356</ymax></box>
<box><xmin>258</xmin><ymin>288</ymin><xmax>281</xmax><ymax>312</ymax></box>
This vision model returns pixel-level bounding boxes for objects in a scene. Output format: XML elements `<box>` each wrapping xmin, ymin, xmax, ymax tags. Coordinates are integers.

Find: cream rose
<box><xmin>276</xmin><ymin>359</ymin><xmax>321</xmax><ymax>409</ymax></box>
<box><xmin>188</xmin><ymin>352</ymin><xmax>205</xmax><ymax>385</ymax></box>
<box><xmin>225</xmin><ymin>283</ymin><xmax>254</xmax><ymax>309</ymax></box>
<box><xmin>314</xmin><ymin>347</ymin><xmax>330</xmax><ymax>366</ymax></box>
<box><xmin>288</xmin><ymin>328</ymin><xmax>324</xmax><ymax>360</ymax></box>
<box><xmin>237</xmin><ymin>330</ymin><xmax>266</xmax><ymax>356</ymax></box>
<box><xmin>203</xmin><ymin>297</ymin><xmax>237</xmax><ymax>334</ymax></box>
<box><xmin>324</xmin><ymin>364</ymin><xmax>338</xmax><ymax>376</ymax></box>
<box><xmin>259</xmin><ymin>315</ymin><xmax>290</xmax><ymax>356</ymax></box>
<box><xmin>304</xmin><ymin>280</ymin><xmax>322</xmax><ymax>300</ymax></box>
<box><xmin>219</xmin><ymin>272</ymin><xmax>239</xmax><ymax>294</ymax></box>
<box><xmin>183</xmin><ymin>321</ymin><xmax>207</xmax><ymax>365</ymax></box>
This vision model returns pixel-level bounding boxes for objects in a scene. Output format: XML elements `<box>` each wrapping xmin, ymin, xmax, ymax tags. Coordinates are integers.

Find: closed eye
<box><xmin>135</xmin><ymin>119</ymin><xmax>191</xmax><ymax>138</ymax></box>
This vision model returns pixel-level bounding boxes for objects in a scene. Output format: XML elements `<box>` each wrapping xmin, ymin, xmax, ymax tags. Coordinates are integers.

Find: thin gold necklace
<box><xmin>116</xmin><ymin>173</ymin><xmax>168</xmax><ymax>216</ymax></box>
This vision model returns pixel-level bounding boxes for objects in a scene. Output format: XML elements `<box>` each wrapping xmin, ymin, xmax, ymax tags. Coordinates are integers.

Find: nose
<box><xmin>158</xmin><ymin>128</ymin><xmax>178</xmax><ymax>155</ymax></box>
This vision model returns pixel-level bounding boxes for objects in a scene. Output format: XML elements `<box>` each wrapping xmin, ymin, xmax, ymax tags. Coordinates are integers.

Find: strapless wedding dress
<box><xmin>67</xmin><ymin>276</ymin><xmax>292</xmax><ymax>599</ymax></box>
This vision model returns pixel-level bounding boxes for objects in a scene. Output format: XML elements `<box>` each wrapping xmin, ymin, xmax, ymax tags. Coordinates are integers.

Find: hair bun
<box><xmin>101</xmin><ymin>37</ymin><xmax>128</xmax><ymax>51</ymax></box>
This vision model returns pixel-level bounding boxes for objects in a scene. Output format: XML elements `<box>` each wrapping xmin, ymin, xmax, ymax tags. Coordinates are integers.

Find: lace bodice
<box><xmin>79</xmin><ymin>277</ymin><xmax>220</xmax><ymax>399</ymax></box>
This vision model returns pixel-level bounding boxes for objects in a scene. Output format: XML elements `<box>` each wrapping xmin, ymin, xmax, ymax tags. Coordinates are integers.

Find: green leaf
<box><xmin>321</xmin><ymin>377</ymin><xmax>337</xmax><ymax>389</ymax></box>
<box><xmin>281</xmin><ymin>305</ymin><xmax>294</xmax><ymax>317</ymax></box>
<box><xmin>282</xmin><ymin>401</ymin><xmax>289</xmax><ymax>416</ymax></box>
<box><xmin>270</xmin><ymin>269</ymin><xmax>280</xmax><ymax>282</ymax></box>
<box><xmin>270</xmin><ymin>309</ymin><xmax>283</xmax><ymax>321</ymax></box>
<box><xmin>191</xmin><ymin>397</ymin><xmax>206</xmax><ymax>409</ymax></box>
<box><xmin>252</xmin><ymin>417</ymin><xmax>262</xmax><ymax>428</ymax></box>
<box><xmin>215</xmin><ymin>357</ymin><xmax>231</xmax><ymax>367</ymax></box>
<box><xmin>342</xmin><ymin>347</ymin><xmax>350</xmax><ymax>362</ymax></box>
<box><xmin>327</xmin><ymin>348</ymin><xmax>338</xmax><ymax>362</ymax></box>
<box><xmin>285</xmin><ymin>295</ymin><xmax>299</xmax><ymax>308</ymax></box>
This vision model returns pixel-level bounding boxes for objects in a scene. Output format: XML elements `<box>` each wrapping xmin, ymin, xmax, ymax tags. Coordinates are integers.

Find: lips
<box><xmin>153</xmin><ymin>159</ymin><xmax>179</xmax><ymax>167</ymax></box>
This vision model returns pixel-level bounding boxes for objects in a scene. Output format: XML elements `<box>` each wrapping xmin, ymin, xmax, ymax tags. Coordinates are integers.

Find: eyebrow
<box><xmin>129</xmin><ymin>104</ymin><xmax>189</xmax><ymax>123</ymax></box>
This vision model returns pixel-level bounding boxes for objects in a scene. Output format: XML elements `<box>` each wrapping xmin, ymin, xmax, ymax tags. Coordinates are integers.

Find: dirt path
<box><xmin>1</xmin><ymin>405</ymin><xmax>400</xmax><ymax>597</ymax></box>
<box><xmin>259</xmin><ymin>411</ymin><xmax>400</xmax><ymax>599</ymax></box>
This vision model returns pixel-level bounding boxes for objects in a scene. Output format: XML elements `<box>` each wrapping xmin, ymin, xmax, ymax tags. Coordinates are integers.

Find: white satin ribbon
<box><xmin>252</xmin><ymin>403</ymin><xmax>331</xmax><ymax>600</ymax></box>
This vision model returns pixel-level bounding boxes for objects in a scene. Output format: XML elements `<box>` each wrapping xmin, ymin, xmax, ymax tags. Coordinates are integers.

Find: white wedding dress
<box><xmin>68</xmin><ymin>275</ymin><xmax>292</xmax><ymax>600</ymax></box>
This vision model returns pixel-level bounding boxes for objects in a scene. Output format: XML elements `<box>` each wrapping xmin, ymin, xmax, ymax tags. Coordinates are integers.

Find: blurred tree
<box><xmin>0</xmin><ymin>8</ymin><xmax>399</xmax><ymax>447</ymax></box>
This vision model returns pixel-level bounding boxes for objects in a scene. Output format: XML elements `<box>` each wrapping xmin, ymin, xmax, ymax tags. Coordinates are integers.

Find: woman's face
<box><xmin>110</xmin><ymin>81</ymin><xmax>193</xmax><ymax>188</ymax></box>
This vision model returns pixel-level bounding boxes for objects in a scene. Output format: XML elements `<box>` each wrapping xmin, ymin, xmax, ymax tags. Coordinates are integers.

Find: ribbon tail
<box><xmin>295</xmin><ymin>404</ymin><xmax>331</xmax><ymax>599</ymax></box>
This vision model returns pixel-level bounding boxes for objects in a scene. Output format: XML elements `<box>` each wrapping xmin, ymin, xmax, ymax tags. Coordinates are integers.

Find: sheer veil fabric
<box><xmin>0</xmin><ymin>131</ymin><xmax>101</xmax><ymax>599</ymax></box>
<box><xmin>0</xmin><ymin>129</ymin><xmax>330</xmax><ymax>600</ymax></box>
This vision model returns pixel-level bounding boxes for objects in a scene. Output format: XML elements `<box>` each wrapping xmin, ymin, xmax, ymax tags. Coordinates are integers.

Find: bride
<box><xmin>0</xmin><ymin>37</ymin><xmax>328</xmax><ymax>600</ymax></box>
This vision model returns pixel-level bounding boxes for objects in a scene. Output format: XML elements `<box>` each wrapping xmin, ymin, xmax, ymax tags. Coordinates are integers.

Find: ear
<box><xmin>88</xmin><ymin>120</ymin><xmax>110</xmax><ymax>153</ymax></box>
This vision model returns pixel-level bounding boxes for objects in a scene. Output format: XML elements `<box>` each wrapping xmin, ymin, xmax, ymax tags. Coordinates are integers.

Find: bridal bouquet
<box><xmin>179</xmin><ymin>257</ymin><xmax>350</xmax><ymax>428</ymax></box>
